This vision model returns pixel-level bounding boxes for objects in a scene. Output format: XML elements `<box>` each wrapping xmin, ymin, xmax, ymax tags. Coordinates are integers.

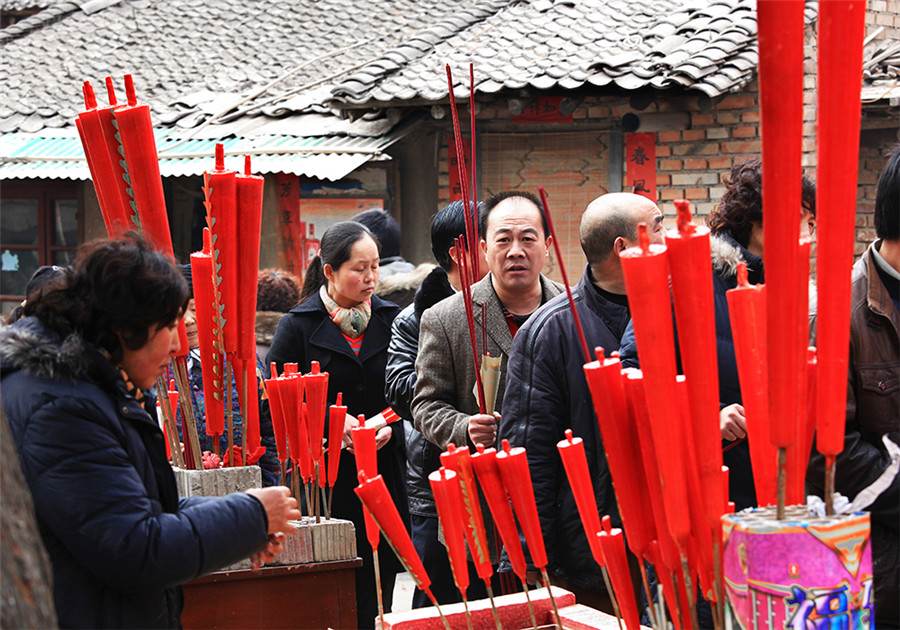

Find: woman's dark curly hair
<box><xmin>256</xmin><ymin>268</ymin><xmax>302</xmax><ymax>312</ymax></box>
<box><xmin>24</xmin><ymin>233</ymin><xmax>189</xmax><ymax>363</ymax></box>
<box><xmin>707</xmin><ymin>159</ymin><xmax>816</xmax><ymax>248</ymax></box>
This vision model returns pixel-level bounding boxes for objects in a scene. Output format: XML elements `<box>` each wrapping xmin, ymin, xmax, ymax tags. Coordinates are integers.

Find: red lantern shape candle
<box><xmin>726</xmin><ymin>263</ymin><xmax>776</xmax><ymax>506</ymax></box>
<box><xmin>757</xmin><ymin>0</ymin><xmax>806</xmax><ymax>518</ymax></box>
<box><xmin>619</xmin><ymin>226</ymin><xmax>691</xmax><ymax>544</ymax></box>
<box><xmin>114</xmin><ymin>75</ymin><xmax>174</xmax><ymax>256</ymax></box>
<box><xmin>599</xmin><ymin>516</ymin><xmax>641</xmax><ymax>630</ymax></box>
<box><xmin>815</xmin><ymin>0</ymin><xmax>867</xmax><ymax>515</ymax></box>
<box><xmin>428</xmin><ymin>467</ymin><xmax>473</xmax><ymax>620</ymax></box>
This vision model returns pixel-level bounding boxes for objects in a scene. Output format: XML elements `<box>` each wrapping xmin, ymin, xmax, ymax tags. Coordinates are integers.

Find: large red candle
<box><xmin>265</xmin><ymin>365</ymin><xmax>289</xmax><ymax>464</ymax></box>
<box><xmin>76</xmin><ymin>81</ymin><xmax>132</xmax><ymax>239</ymax></box>
<box><xmin>496</xmin><ymin>440</ymin><xmax>547</xmax><ymax>569</ymax></box>
<box><xmin>327</xmin><ymin>393</ymin><xmax>347</xmax><ymax>487</ymax></box>
<box><xmin>355</xmin><ymin>472</ymin><xmax>433</xmax><ymax>593</ymax></box>
<box><xmin>470</xmin><ymin>444</ymin><xmax>528</xmax><ymax>581</ymax></box>
<box><xmin>303</xmin><ymin>362</ymin><xmax>329</xmax><ymax>463</ymax></box>
<box><xmin>283</xmin><ymin>374</ymin><xmax>311</xmax><ymax>481</ymax></box>
<box><xmin>428</xmin><ymin>467</ymin><xmax>471</xmax><ymax>598</ymax></box>
<box><xmin>440</xmin><ymin>445</ymin><xmax>492</xmax><ymax>581</ymax></box>
<box><xmin>204</xmin><ymin>144</ymin><xmax>239</xmax><ymax>355</ymax></box>
<box><xmin>598</xmin><ymin>516</ymin><xmax>640</xmax><ymax>630</ymax></box>
<box><xmin>623</xmin><ymin>370</ymin><xmax>680</xmax><ymax>571</ymax></box>
<box><xmin>99</xmin><ymin>78</ymin><xmax>139</xmax><ymax>234</ymax></box>
<box><xmin>190</xmin><ymin>247</ymin><xmax>225</xmax><ymax>437</ymax></box>
<box><xmin>726</xmin><ymin>263</ymin><xmax>776</xmax><ymax>506</ymax></box>
<box><xmin>353</xmin><ymin>415</ymin><xmax>380</xmax><ymax>550</ymax></box>
<box><xmin>666</xmin><ymin>200</ymin><xmax>724</xmax><ymax>521</ymax></box>
<box><xmin>757</xmin><ymin>0</ymin><xmax>805</xmax><ymax>449</ymax></box>
<box><xmin>235</xmin><ymin>156</ymin><xmax>264</xmax><ymax>455</ymax></box>
<box><xmin>556</xmin><ymin>430</ymin><xmax>605</xmax><ymax>568</ymax></box>
<box><xmin>114</xmin><ymin>75</ymin><xmax>174</xmax><ymax>256</ymax></box>
<box><xmin>619</xmin><ymin>227</ymin><xmax>690</xmax><ymax>545</ymax></box>
<box><xmin>583</xmin><ymin>351</ymin><xmax>655</xmax><ymax>557</ymax></box>
<box><xmin>815</xmin><ymin>0</ymin><xmax>867</xmax><ymax>458</ymax></box>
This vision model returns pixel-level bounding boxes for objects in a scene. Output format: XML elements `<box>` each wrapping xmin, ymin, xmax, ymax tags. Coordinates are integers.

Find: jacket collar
<box><xmin>470</xmin><ymin>273</ymin><xmax>558</xmax><ymax>356</ymax></box>
<box><xmin>865</xmin><ymin>242</ymin><xmax>900</xmax><ymax>331</ymax></box>
<box><xmin>712</xmin><ymin>232</ymin><xmax>764</xmax><ymax>284</ymax></box>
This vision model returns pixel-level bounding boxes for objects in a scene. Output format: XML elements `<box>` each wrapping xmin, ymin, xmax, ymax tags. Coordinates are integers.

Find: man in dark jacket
<box><xmin>808</xmin><ymin>149</ymin><xmax>899</xmax><ymax>628</ymax></box>
<box><xmin>385</xmin><ymin>200</ymin><xmax>484</xmax><ymax>607</ymax></box>
<box><xmin>499</xmin><ymin>193</ymin><xmax>664</xmax><ymax>610</ymax></box>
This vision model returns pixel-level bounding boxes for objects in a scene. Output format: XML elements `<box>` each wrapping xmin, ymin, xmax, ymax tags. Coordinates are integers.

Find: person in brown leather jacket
<box><xmin>809</xmin><ymin>147</ymin><xmax>900</xmax><ymax>628</ymax></box>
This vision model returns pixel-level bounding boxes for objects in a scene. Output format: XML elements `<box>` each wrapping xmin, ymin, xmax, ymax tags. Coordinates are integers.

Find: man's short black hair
<box><xmin>479</xmin><ymin>190</ymin><xmax>548</xmax><ymax>240</ymax></box>
<box><xmin>875</xmin><ymin>147</ymin><xmax>900</xmax><ymax>241</ymax></box>
<box><xmin>431</xmin><ymin>201</ymin><xmax>482</xmax><ymax>271</ymax></box>
<box><xmin>351</xmin><ymin>209</ymin><xmax>401</xmax><ymax>259</ymax></box>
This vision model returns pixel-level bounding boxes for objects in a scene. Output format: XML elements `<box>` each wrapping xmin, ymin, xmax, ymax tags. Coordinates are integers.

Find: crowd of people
<box><xmin>1</xmin><ymin>151</ymin><xmax>897</xmax><ymax>629</ymax></box>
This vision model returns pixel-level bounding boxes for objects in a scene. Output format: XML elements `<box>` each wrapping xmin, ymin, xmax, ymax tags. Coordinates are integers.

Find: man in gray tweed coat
<box><xmin>412</xmin><ymin>190</ymin><xmax>564</xmax><ymax>487</ymax></box>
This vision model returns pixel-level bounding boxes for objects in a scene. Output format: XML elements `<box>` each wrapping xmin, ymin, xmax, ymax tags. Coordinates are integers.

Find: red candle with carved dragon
<box><xmin>496</xmin><ymin>440</ymin><xmax>547</xmax><ymax>569</ymax></box>
<box><xmin>599</xmin><ymin>515</ymin><xmax>640</xmax><ymax>630</ymax></box>
<box><xmin>440</xmin><ymin>444</ymin><xmax>492</xmax><ymax>581</ymax></box>
<box><xmin>352</xmin><ymin>414</ymin><xmax>380</xmax><ymax>551</ymax></box>
<box><xmin>190</xmin><ymin>241</ymin><xmax>225</xmax><ymax>437</ymax></box>
<box><xmin>204</xmin><ymin>144</ymin><xmax>239</xmax><ymax>356</ymax></box>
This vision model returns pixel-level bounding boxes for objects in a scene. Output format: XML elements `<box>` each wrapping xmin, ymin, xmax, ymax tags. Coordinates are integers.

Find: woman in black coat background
<box><xmin>266</xmin><ymin>221</ymin><xmax>407</xmax><ymax>629</ymax></box>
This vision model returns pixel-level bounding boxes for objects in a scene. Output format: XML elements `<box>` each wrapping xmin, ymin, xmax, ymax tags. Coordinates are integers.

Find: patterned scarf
<box><xmin>320</xmin><ymin>285</ymin><xmax>371</xmax><ymax>338</ymax></box>
<box><xmin>98</xmin><ymin>346</ymin><xmax>153</xmax><ymax>413</ymax></box>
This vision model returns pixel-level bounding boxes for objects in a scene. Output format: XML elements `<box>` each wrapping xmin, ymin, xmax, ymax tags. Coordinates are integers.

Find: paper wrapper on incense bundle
<box><xmin>722</xmin><ymin>506</ymin><xmax>873</xmax><ymax>629</ymax></box>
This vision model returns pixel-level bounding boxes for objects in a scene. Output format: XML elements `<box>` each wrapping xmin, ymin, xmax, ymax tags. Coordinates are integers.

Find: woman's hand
<box><xmin>375</xmin><ymin>425</ymin><xmax>392</xmax><ymax>450</ymax></box>
<box><xmin>246</xmin><ymin>486</ymin><xmax>301</xmax><ymax>535</ymax></box>
<box><xmin>250</xmin><ymin>533</ymin><xmax>286</xmax><ymax>571</ymax></box>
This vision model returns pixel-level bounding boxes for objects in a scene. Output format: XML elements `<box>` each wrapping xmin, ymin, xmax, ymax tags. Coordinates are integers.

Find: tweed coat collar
<box><xmin>470</xmin><ymin>273</ymin><xmax>562</xmax><ymax>357</ymax></box>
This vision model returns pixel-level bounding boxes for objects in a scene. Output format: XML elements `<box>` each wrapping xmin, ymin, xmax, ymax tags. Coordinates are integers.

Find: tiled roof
<box><xmin>861</xmin><ymin>35</ymin><xmax>900</xmax><ymax>102</ymax></box>
<box><xmin>331</xmin><ymin>0</ymin><xmax>818</xmax><ymax>106</ymax></box>
<box><xmin>0</xmin><ymin>0</ymin><xmax>484</xmax><ymax>134</ymax></box>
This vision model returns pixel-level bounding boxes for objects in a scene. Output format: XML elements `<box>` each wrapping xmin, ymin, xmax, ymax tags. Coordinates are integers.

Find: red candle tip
<box><xmin>638</xmin><ymin>223</ymin><xmax>650</xmax><ymax>254</ymax></box>
<box><xmin>336</xmin><ymin>392</ymin><xmax>343</xmax><ymax>405</ymax></box>
<box><xmin>675</xmin><ymin>200</ymin><xmax>695</xmax><ymax>236</ymax></box>
<box><xmin>311</xmin><ymin>361</ymin><xmax>320</xmax><ymax>374</ymax></box>
<box><xmin>501</xmin><ymin>439</ymin><xmax>511</xmax><ymax>453</ymax></box>
<box><xmin>82</xmin><ymin>82</ymin><xmax>97</xmax><ymax>109</ymax></box>
<box><xmin>244</xmin><ymin>155</ymin><xmax>252</xmax><ymax>175</ymax></box>
<box><xmin>601</xmin><ymin>514</ymin><xmax>611</xmax><ymax>533</ymax></box>
<box><xmin>476</xmin><ymin>444</ymin><xmax>485</xmax><ymax>454</ymax></box>
<box><xmin>446</xmin><ymin>443</ymin><xmax>456</xmax><ymax>454</ymax></box>
<box><xmin>358</xmin><ymin>414</ymin><xmax>366</xmax><ymax>428</ymax></box>
<box><xmin>169</xmin><ymin>379</ymin><xmax>176</xmax><ymax>390</ymax></box>
<box><xmin>565</xmin><ymin>429</ymin><xmax>574</xmax><ymax>443</ymax></box>
<box><xmin>215</xmin><ymin>143</ymin><xmax>224</xmax><ymax>171</ymax></box>
<box><xmin>594</xmin><ymin>346</ymin><xmax>605</xmax><ymax>361</ymax></box>
<box><xmin>736</xmin><ymin>262</ymin><xmax>749</xmax><ymax>287</ymax></box>
<box><xmin>105</xmin><ymin>76</ymin><xmax>116</xmax><ymax>106</ymax></box>
<box><xmin>202</xmin><ymin>227</ymin><xmax>211</xmax><ymax>253</ymax></box>
<box><xmin>124</xmin><ymin>74</ymin><xmax>136</xmax><ymax>106</ymax></box>
<box><xmin>270</xmin><ymin>362</ymin><xmax>278</xmax><ymax>379</ymax></box>
<box><xmin>358</xmin><ymin>470</ymin><xmax>368</xmax><ymax>483</ymax></box>
<box><xmin>439</xmin><ymin>467</ymin><xmax>448</xmax><ymax>480</ymax></box>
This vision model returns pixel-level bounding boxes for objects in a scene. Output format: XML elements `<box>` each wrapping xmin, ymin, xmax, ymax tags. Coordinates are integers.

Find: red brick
<box><xmin>741</xmin><ymin>111</ymin><xmax>760</xmax><ymax>123</ymax></box>
<box><xmin>658</xmin><ymin>130</ymin><xmax>681</xmax><ymax>143</ymax></box>
<box><xmin>660</xmin><ymin>159</ymin><xmax>683</xmax><ymax>171</ymax></box>
<box><xmin>656</xmin><ymin>146</ymin><xmax>672</xmax><ymax>157</ymax></box>
<box><xmin>673</xmin><ymin>142</ymin><xmax>719</xmax><ymax>156</ymax></box>
<box><xmin>733</xmin><ymin>126</ymin><xmax>757</xmax><ymax>139</ymax></box>
<box><xmin>717</xmin><ymin>95</ymin><xmax>756</xmax><ymax>110</ymax></box>
<box><xmin>657</xmin><ymin>173</ymin><xmax>671</xmax><ymax>186</ymax></box>
<box><xmin>660</xmin><ymin>188</ymin><xmax>683</xmax><ymax>200</ymax></box>
<box><xmin>692</xmin><ymin>113</ymin><xmax>715</xmax><ymax>126</ymax></box>
<box><xmin>682</xmin><ymin>129</ymin><xmax>706</xmax><ymax>141</ymax></box>
<box><xmin>717</xmin><ymin>111</ymin><xmax>741</xmax><ymax>124</ymax></box>
<box><xmin>685</xmin><ymin>188</ymin><xmax>709</xmax><ymax>200</ymax></box>
<box><xmin>721</xmin><ymin>140</ymin><xmax>762</xmax><ymax>154</ymax></box>
<box><xmin>684</xmin><ymin>158</ymin><xmax>708</xmax><ymax>170</ymax></box>
<box><xmin>709</xmin><ymin>157</ymin><xmax>732</xmax><ymax>170</ymax></box>
<box><xmin>588</xmin><ymin>106</ymin><xmax>610</xmax><ymax>118</ymax></box>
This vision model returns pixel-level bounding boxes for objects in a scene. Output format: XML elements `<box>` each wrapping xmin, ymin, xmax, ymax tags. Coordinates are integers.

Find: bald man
<box><xmin>498</xmin><ymin>193</ymin><xmax>664</xmax><ymax>610</ymax></box>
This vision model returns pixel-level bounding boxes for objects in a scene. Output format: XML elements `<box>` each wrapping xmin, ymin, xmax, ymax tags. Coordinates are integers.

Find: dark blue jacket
<box><xmin>0</xmin><ymin>318</ymin><xmax>269</xmax><ymax>629</ymax></box>
<box><xmin>499</xmin><ymin>267</ymin><xmax>630</xmax><ymax>591</ymax></box>
<box><xmin>619</xmin><ymin>233</ymin><xmax>760</xmax><ymax>510</ymax></box>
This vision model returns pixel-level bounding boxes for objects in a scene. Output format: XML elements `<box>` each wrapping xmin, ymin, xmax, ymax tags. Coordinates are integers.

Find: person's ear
<box><xmin>614</xmin><ymin>236</ymin><xmax>627</xmax><ymax>254</ymax></box>
<box><xmin>323</xmin><ymin>263</ymin><xmax>335</xmax><ymax>284</ymax></box>
<box><xmin>545</xmin><ymin>235</ymin><xmax>553</xmax><ymax>255</ymax></box>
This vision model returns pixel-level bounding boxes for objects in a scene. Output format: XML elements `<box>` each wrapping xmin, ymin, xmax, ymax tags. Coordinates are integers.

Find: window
<box><xmin>1</xmin><ymin>182</ymin><xmax>81</xmax><ymax>313</ymax></box>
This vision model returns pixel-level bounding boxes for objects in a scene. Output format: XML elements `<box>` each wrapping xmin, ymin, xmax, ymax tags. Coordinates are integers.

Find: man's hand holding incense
<box><xmin>720</xmin><ymin>403</ymin><xmax>747</xmax><ymax>441</ymax></box>
<box><xmin>468</xmin><ymin>412</ymin><xmax>500</xmax><ymax>448</ymax></box>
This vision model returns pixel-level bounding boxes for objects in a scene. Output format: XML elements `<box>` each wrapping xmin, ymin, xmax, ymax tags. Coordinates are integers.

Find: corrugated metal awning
<box><xmin>0</xmin><ymin>125</ymin><xmax>412</xmax><ymax>182</ymax></box>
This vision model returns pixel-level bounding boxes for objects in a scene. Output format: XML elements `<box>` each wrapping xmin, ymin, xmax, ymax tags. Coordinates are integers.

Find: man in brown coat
<box><xmin>412</xmin><ymin>190</ymin><xmax>564</xmax><ymax>453</ymax></box>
